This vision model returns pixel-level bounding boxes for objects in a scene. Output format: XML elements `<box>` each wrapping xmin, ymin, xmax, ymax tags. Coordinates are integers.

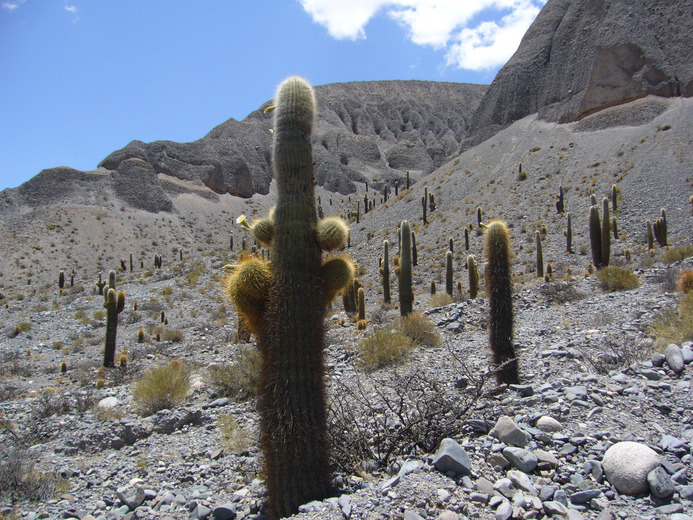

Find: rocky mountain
<box><xmin>96</xmin><ymin>80</ymin><xmax>487</xmax><ymax>199</ymax></box>
<box><xmin>465</xmin><ymin>0</ymin><xmax>693</xmax><ymax>149</ymax></box>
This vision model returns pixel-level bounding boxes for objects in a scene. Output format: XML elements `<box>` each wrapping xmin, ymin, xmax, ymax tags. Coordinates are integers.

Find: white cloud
<box><xmin>298</xmin><ymin>0</ymin><xmax>546</xmax><ymax>71</ymax></box>
<box><xmin>64</xmin><ymin>4</ymin><xmax>77</xmax><ymax>13</ymax></box>
<box><xmin>1</xmin><ymin>0</ymin><xmax>26</xmax><ymax>11</ymax></box>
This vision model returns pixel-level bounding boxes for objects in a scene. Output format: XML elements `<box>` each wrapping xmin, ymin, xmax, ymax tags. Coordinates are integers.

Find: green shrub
<box><xmin>649</xmin><ymin>292</ymin><xmax>693</xmax><ymax>350</ymax></box>
<box><xmin>398</xmin><ymin>311</ymin><xmax>441</xmax><ymax>348</ymax></box>
<box><xmin>160</xmin><ymin>328</ymin><xmax>183</xmax><ymax>342</ymax></box>
<box><xmin>430</xmin><ymin>292</ymin><xmax>453</xmax><ymax>308</ymax></box>
<box><xmin>597</xmin><ymin>266</ymin><xmax>640</xmax><ymax>292</ymax></box>
<box><xmin>356</xmin><ymin>327</ymin><xmax>414</xmax><ymax>371</ymax></box>
<box><xmin>17</xmin><ymin>322</ymin><xmax>31</xmax><ymax>332</ymax></box>
<box><xmin>208</xmin><ymin>346</ymin><xmax>261</xmax><ymax>400</ymax></box>
<box><xmin>660</xmin><ymin>245</ymin><xmax>693</xmax><ymax>265</ymax></box>
<box><xmin>132</xmin><ymin>361</ymin><xmax>191</xmax><ymax>416</ymax></box>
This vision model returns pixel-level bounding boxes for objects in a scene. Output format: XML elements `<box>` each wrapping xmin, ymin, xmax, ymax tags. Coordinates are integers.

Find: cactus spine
<box><xmin>445</xmin><ymin>250</ymin><xmax>453</xmax><ymax>296</ymax></box>
<box><xmin>399</xmin><ymin>220</ymin><xmax>413</xmax><ymax>316</ymax></box>
<box><xmin>484</xmin><ymin>221</ymin><xmax>519</xmax><ymax>385</ymax></box>
<box><xmin>381</xmin><ymin>240</ymin><xmax>391</xmax><ymax>304</ymax></box>
<box><xmin>103</xmin><ymin>287</ymin><xmax>125</xmax><ymax>367</ymax></box>
<box><xmin>224</xmin><ymin>78</ymin><xmax>353</xmax><ymax>519</ymax></box>
<box><xmin>536</xmin><ymin>231</ymin><xmax>544</xmax><ymax>278</ymax></box>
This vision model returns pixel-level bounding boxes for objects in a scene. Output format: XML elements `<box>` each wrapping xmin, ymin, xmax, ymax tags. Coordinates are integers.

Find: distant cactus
<box><xmin>60</xmin><ymin>360</ymin><xmax>67</xmax><ymax>373</ymax></box>
<box><xmin>484</xmin><ymin>220</ymin><xmax>519</xmax><ymax>385</ymax></box>
<box><xmin>429</xmin><ymin>192</ymin><xmax>436</xmax><ymax>212</ymax></box>
<box><xmin>446</xmin><ymin>251</ymin><xmax>453</xmax><ymax>296</ymax></box>
<box><xmin>449</xmin><ymin>237</ymin><xmax>454</xmax><ymax>252</ymax></box>
<box><xmin>137</xmin><ymin>328</ymin><xmax>145</xmax><ymax>343</ymax></box>
<box><xmin>467</xmin><ymin>255</ymin><xmax>479</xmax><ymax>300</ymax></box>
<box><xmin>624</xmin><ymin>248</ymin><xmax>632</xmax><ymax>263</ymax></box>
<box><xmin>70</xmin><ymin>271</ymin><xmax>74</xmax><ymax>287</ymax></box>
<box><xmin>464</xmin><ymin>227</ymin><xmax>470</xmax><ymax>251</ymax></box>
<box><xmin>96</xmin><ymin>272</ymin><xmax>106</xmax><ymax>295</ymax></box>
<box><xmin>611</xmin><ymin>184</ymin><xmax>619</xmax><ymax>212</ymax></box>
<box><xmin>601</xmin><ymin>198</ymin><xmax>611</xmax><ymax>267</ymax></box>
<box><xmin>399</xmin><ymin>220</ymin><xmax>413</xmax><ymax>316</ymax></box>
<box><xmin>647</xmin><ymin>220</ymin><xmax>654</xmax><ymax>250</ymax></box>
<box><xmin>406</xmin><ymin>170</ymin><xmax>410</xmax><ymax>190</ymax></box>
<box><xmin>381</xmin><ymin>241</ymin><xmax>391</xmax><ymax>304</ymax></box>
<box><xmin>160</xmin><ymin>310</ymin><xmax>165</xmax><ymax>323</ymax></box>
<box><xmin>357</xmin><ymin>287</ymin><xmax>366</xmax><ymax>330</ymax></box>
<box><xmin>556</xmin><ymin>185</ymin><xmax>565</xmax><ymax>214</ymax></box>
<box><xmin>566</xmin><ymin>212</ymin><xmax>573</xmax><ymax>254</ymax></box>
<box><xmin>430</xmin><ymin>279</ymin><xmax>436</xmax><ymax>295</ymax></box>
<box><xmin>103</xmin><ymin>288</ymin><xmax>125</xmax><ymax>367</ymax></box>
<box><xmin>589</xmin><ymin>205</ymin><xmax>604</xmax><ymax>268</ymax></box>
<box><xmin>411</xmin><ymin>231</ymin><xmax>418</xmax><ymax>267</ymax></box>
<box><xmin>130</xmin><ymin>253</ymin><xmax>134</xmax><ymax>272</ymax></box>
<box><xmin>222</xmin><ymin>77</ymin><xmax>354</xmax><ymax>518</ymax></box>
<box><xmin>59</xmin><ymin>270</ymin><xmax>65</xmax><ymax>291</ymax></box>
<box><xmin>653</xmin><ymin>208</ymin><xmax>668</xmax><ymax>246</ymax></box>
<box><xmin>422</xmin><ymin>187</ymin><xmax>428</xmax><ymax>225</ymax></box>
<box><xmin>590</xmin><ymin>193</ymin><xmax>598</xmax><ymax>206</ymax></box>
<box><xmin>118</xmin><ymin>352</ymin><xmax>128</xmax><ymax>368</ymax></box>
<box><xmin>96</xmin><ymin>378</ymin><xmax>106</xmax><ymax>389</ymax></box>
<box><xmin>536</xmin><ymin>231</ymin><xmax>544</xmax><ymax>278</ymax></box>
<box><xmin>477</xmin><ymin>207</ymin><xmax>482</xmax><ymax>227</ymax></box>
<box><xmin>612</xmin><ymin>216</ymin><xmax>618</xmax><ymax>239</ymax></box>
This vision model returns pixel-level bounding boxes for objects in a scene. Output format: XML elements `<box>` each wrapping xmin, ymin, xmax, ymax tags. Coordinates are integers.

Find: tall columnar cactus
<box><xmin>222</xmin><ymin>77</ymin><xmax>353</xmax><ymax>519</ymax></box>
<box><xmin>357</xmin><ymin>287</ymin><xmax>366</xmax><ymax>330</ymax></box>
<box><xmin>556</xmin><ymin>185</ymin><xmax>565</xmax><ymax>214</ymax></box>
<box><xmin>612</xmin><ymin>184</ymin><xmax>619</xmax><ymax>213</ymax></box>
<box><xmin>467</xmin><ymin>255</ymin><xmax>479</xmax><ymax>300</ymax></box>
<box><xmin>399</xmin><ymin>220</ymin><xmax>413</xmax><ymax>316</ymax></box>
<box><xmin>601</xmin><ymin>197</ymin><xmax>611</xmax><ymax>267</ymax></box>
<box><xmin>96</xmin><ymin>272</ymin><xmax>106</xmax><ymax>295</ymax></box>
<box><xmin>130</xmin><ymin>253</ymin><xmax>134</xmax><ymax>272</ymax></box>
<box><xmin>464</xmin><ymin>227</ymin><xmax>470</xmax><ymax>251</ymax></box>
<box><xmin>381</xmin><ymin>240</ymin><xmax>391</xmax><ymax>304</ymax></box>
<box><xmin>589</xmin><ymin>205</ymin><xmax>603</xmax><ymax>268</ymax></box>
<box><xmin>449</xmin><ymin>237</ymin><xmax>454</xmax><ymax>253</ymax></box>
<box><xmin>647</xmin><ymin>220</ymin><xmax>655</xmax><ymax>250</ymax></box>
<box><xmin>59</xmin><ymin>270</ymin><xmax>65</xmax><ymax>291</ymax></box>
<box><xmin>484</xmin><ymin>220</ymin><xmax>519</xmax><ymax>385</ymax></box>
<box><xmin>103</xmin><ymin>288</ymin><xmax>125</xmax><ymax>367</ymax></box>
<box><xmin>566</xmin><ymin>212</ymin><xmax>573</xmax><ymax>254</ymax></box>
<box><xmin>477</xmin><ymin>207</ymin><xmax>482</xmax><ymax>227</ymax></box>
<box><xmin>612</xmin><ymin>216</ymin><xmax>618</xmax><ymax>239</ymax></box>
<box><xmin>653</xmin><ymin>208</ymin><xmax>668</xmax><ymax>246</ymax></box>
<box><xmin>422</xmin><ymin>187</ymin><xmax>428</xmax><ymax>225</ymax></box>
<box><xmin>535</xmin><ymin>231</ymin><xmax>544</xmax><ymax>278</ymax></box>
<box><xmin>445</xmin><ymin>250</ymin><xmax>453</xmax><ymax>296</ymax></box>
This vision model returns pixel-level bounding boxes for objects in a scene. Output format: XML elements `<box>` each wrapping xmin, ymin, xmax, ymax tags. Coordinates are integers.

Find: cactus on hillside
<box><xmin>601</xmin><ymin>197</ymin><xmax>611</xmax><ymax>267</ymax></box>
<box><xmin>589</xmin><ymin>205</ymin><xmax>603</xmax><ymax>268</ymax></box>
<box><xmin>59</xmin><ymin>270</ymin><xmax>65</xmax><ymax>291</ymax></box>
<box><xmin>647</xmin><ymin>220</ymin><xmax>655</xmax><ymax>250</ymax></box>
<box><xmin>96</xmin><ymin>272</ymin><xmax>107</xmax><ymax>295</ymax></box>
<box><xmin>430</xmin><ymin>279</ymin><xmax>436</xmax><ymax>295</ymax></box>
<box><xmin>556</xmin><ymin>185</ymin><xmax>565</xmax><ymax>214</ymax></box>
<box><xmin>653</xmin><ymin>208</ymin><xmax>668</xmax><ymax>246</ymax></box>
<box><xmin>221</xmin><ymin>77</ymin><xmax>354</xmax><ymax>519</ymax></box>
<box><xmin>422</xmin><ymin>187</ymin><xmax>428</xmax><ymax>225</ymax></box>
<box><xmin>484</xmin><ymin>220</ymin><xmax>519</xmax><ymax>385</ymax></box>
<box><xmin>411</xmin><ymin>231</ymin><xmax>418</xmax><ymax>267</ymax></box>
<box><xmin>536</xmin><ymin>231</ymin><xmax>544</xmax><ymax>278</ymax></box>
<box><xmin>612</xmin><ymin>184</ymin><xmax>619</xmax><ymax>213</ymax></box>
<box><xmin>464</xmin><ymin>227</ymin><xmax>470</xmax><ymax>251</ymax></box>
<box><xmin>381</xmin><ymin>240</ymin><xmax>391</xmax><ymax>304</ymax></box>
<box><xmin>467</xmin><ymin>255</ymin><xmax>479</xmax><ymax>300</ymax></box>
<box><xmin>446</xmin><ymin>250</ymin><xmax>453</xmax><ymax>296</ymax></box>
<box><xmin>357</xmin><ymin>287</ymin><xmax>366</xmax><ymax>330</ymax></box>
<box><xmin>398</xmin><ymin>220</ymin><xmax>414</xmax><ymax>316</ymax></box>
<box><xmin>566</xmin><ymin>212</ymin><xmax>573</xmax><ymax>254</ymax></box>
<box><xmin>103</xmin><ymin>288</ymin><xmax>125</xmax><ymax>367</ymax></box>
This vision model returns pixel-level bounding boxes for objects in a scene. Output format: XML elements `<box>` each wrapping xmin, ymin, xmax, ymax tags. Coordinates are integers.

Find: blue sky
<box><xmin>0</xmin><ymin>0</ymin><xmax>545</xmax><ymax>191</ymax></box>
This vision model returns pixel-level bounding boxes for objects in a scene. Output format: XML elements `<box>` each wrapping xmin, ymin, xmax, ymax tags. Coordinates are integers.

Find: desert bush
<box><xmin>678</xmin><ymin>270</ymin><xmax>693</xmax><ymax>293</ymax></box>
<box><xmin>649</xmin><ymin>292</ymin><xmax>693</xmax><ymax>349</ymax></box>
<box><xmin>430</xmin><ymin>292</ymin><xmax>453</xmax><ymax>308</ymax></box>
<box><xmin>398</xmin><ymin>312</ymin><xmax>441</xmax><ymax>348</ymax></box>
<box><xmin>597</xmin><ymin>266</ymin><xmax>640</xmax><ymax>292</ymax></box>
<box><xmin>161</xmin><ymin>328</ymin><xmax>184</xmax><ymax>342</ymax></box>
<box><xmin>216</xmin><ymin>413</ymin><xmax>253</xmax><ymax>454</ymax></box>
<box><xmin>538</xmin><ymin>280</ymin><xmax>585</xmax><ymax>304</ymax></box>
<box><xmin>132</xmin><ymin>361</ymin><xmax>191</xmax><ymax>416</ymax></box>
<box><xmin>0</xmin><ymin>446</ymin><xmax>57</xmax><ymax>503</ymax></box>
<box><xmin>660</xmin><ymin>245</ymin><xmax>693</xmax><ymax>264</ymax></box>
<box><xmin>356</xmin><ymin>327</ymin><xmax>414</xmax><ymax>371</ymax></box>
<box><xmin>208</xmin><ymin>346</ymin><xmax>261</xmax><ymax>400</ymax></box>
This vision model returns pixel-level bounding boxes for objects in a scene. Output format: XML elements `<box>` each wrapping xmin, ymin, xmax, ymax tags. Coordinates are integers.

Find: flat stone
<box><xmin>570</xmin><ymin>489</ymin><xmax>602</xmax><ymax>504</ymax></box>
<box><xmin>534</xmin><ymin>448</ymin><xmax>558</xmax><ymax>468</ymax></box>
<box><xmin>536</xmin><ymin>416</ymin><xmax>562</xmax><ymax>433</ymax></box>
<box><xmin>660</xmin><ymin>434</ymin><xmax>687</xmax><ymax>452</ymax></box>
<box><xmin>398</xmin><ymin>460</ymin><xmax>423</xmax><ymax>476</ymax></box>
<box><xmin>432</xmin><ymin>438</ymin><xmax>472</xmax><ymax>475</ymax></box>
<box><xmin>508</xmin><ymin>470</ymin><xmax>537</xmax><ymax>494</ymax></box>
<box><xmin>602</xmin><ymin>441</ymin><xmax>661</xmax><ymax>495</ymax></box>
<box><xmin>495</xmin><ymin>500</ymin><xmax>513</xmax><ymax>520</ymax></box>
<box><xmin>647</xmin><ymin>466</ymin><xmax>675</xmax><ymax>498</ymax></box>
<box><xmin>489</xmin><ymin>416</ymin><xmax>527</xmax><ymax>447</ymax></box>
<box><xmin>566</xmin><ymin>510</ymin><xmax>585</xmax><ymax>520</ymax></box>
<box><xmin>116</xmin><ymin>484</ymin><xmax>145</xmax><ymax>510</ymax></box>
<box><xmin>487</xmin><ymin>453</ymin><xmax>510</xmax><ymax>470</ymax></box>
<box><xmin>404</xmin><ymin>512</ymin><xmax>424</xmax><ymax>520</ymax></box>
<box><xmin>665</xmin><ymin>344</ymin><xmax>685</xmax><ymax>372</ymax></box>
<box><xmin>544</xmin><ymin>501</ymin><xmax>568</xmax><ymax>516</ymax></box>
<box><xmin>503</xmin><ymin>447</ymin><xmax>538</xmax><ymax>473</ymax></box>
<box><xmin>98</xmin><ymin>397</ymin><xmax>119</xmax><ymax>410</ymax></box>
<box><xmin>682</xmin><ymin>348</ymin><xmax>693</xmax><ymax>364</ymax></box>
<box><xmin>211</xmin><ymin>504</ymin><xmax>237</xmax><ymax>520</ymax></box>
<box><xmin>435</xmin><ymin>512</ymin><xmax>458</xmax><ymax>520</ymax></box>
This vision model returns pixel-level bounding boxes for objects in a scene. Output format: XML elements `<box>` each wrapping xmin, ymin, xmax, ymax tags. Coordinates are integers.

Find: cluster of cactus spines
<box><xmin>223</xmin><ymin>77</ymin><xmax>354</xmax><ymax>518</ymax></box>
<box><xmin>357</xmin><ymin>287</ymin><xmax>366</xmax><ymax>330</ymax></box>
<box><xmin>59</xmin><ymin>270</ymin><xmax>65</xmax><ymax>291</ymax></box>
<box><xmin>446</xmin><ymin>251</ymin><xmax>454</xmax><ymax>296</ymax></box>
<box><xmin>103</xmin><ymin>286</ymin><xmax>125</xmax><ymax>367</ymax></box>
<box><xmin>566</xmin><ymin>212</ymin><xmax>573</xmax><ymax>253</ymax></box>
<box><xmin>96</xmin><ymin>272</ymin><xmax>106</xmax><ymax>295</ymax></box>
<box><xmin>467</xmin><ymin>255</ymin><xmax>479</xmax><ymax>299</ymax></box>
<box><xmin>381</xmin><ymin>240</ymin><xmax>391</xmax><ymax>304</ymax></box>
<box><xmin>484</xmin><ymin>220</ymin><xmax>519</xmax><ymax>385</ymax></box>
<box><xmin>422</xmin><ymin>187</ymin><xmax>428</xmax><ymax>225</ymax></box>
<box><xmin>653</xmin><ymin>208</ymin><xmax>668</xmax><ymax>246</ymax></box>
<box><xmin>556</xmin><ymin>185</ymin><xmax>565</xmax><ymax>214</ymax></box>
<box><xmin>399</xmin><ymin>220</ymin><xmax>414</xmax><ymax>316</ymax></box>
<box><xmin>411</xmin><ymin>231</ymin><xmax>418</xmax><ymax>267</ymax></box>
<box><xmin>535</xmin><ymin>231</ymin><xmax>544</xmax><ymax>278</ymax></box>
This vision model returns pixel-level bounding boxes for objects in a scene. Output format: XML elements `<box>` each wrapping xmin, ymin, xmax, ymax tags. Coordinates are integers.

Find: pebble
<box><xmin>489</xmin><ymin>416</ymin><xmax>527</xmax><ymax>447</ymax></box>
<box><xmin>665</xmin><ymin>344</ymin><xmax>685</xmax><ymax>372</ymax></box>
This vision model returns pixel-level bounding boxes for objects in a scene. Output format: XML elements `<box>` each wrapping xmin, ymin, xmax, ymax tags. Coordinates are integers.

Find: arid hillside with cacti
<box><xmin>2</xmin><ymin>0</ymin><xmax>693</xmax><ymax>517</ymax></box>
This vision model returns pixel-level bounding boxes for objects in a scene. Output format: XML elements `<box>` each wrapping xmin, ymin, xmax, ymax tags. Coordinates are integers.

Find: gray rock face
<box><xmin>112</xmin><ymin>158</ymin><xmax>173</xmax><ymax>213</ymax></box>
<box><xmin>602</xmin><ymin>441</ymin><xmax>661</xmax><ymax>495</ymax></box>
<box><xmin>99</xmin><ymin>80</ymin><xmax>487</xmax><ymax>198</ymax></box>
<box><xmin>465</xmin><ymin>0</ymin><xmax>693</xmax><ymax>149</ymax></box>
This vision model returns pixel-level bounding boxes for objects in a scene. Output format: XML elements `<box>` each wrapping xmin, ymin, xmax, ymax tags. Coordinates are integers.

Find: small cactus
<box><xmin>647</xmin><ymin>220</ymin><xmax>654</xmax><ymax>250</ymax></box>
<box><xmin>445</xmin><ymin>250</ymin><xmax>453</xmax><ymax>296</ymax></box>
<box><xmin>411</xmin><ymin>231</ymin><xmax>418</xmax><ymax>267</ymax></box>
<box><xmin>137</xmin><ymin>328</ymin><xmax>145</xmax><ymax>343</ymax></box>
<box><xmin>464</xmin><ymin>227</ymin><xmax>470</xmax><ymax>251</ymax></box>
<box><xmin>566</xmin><ymin>212</ymin><xmax>573</xmax><ymax>254</ymax></box>
<box><xmin>381</xmin><ymin>241</ymin><xmax>391</xmax><ymax>304</ymax></box>
<box><xmin>398</xmin><ymin>220</ymin><xmax>413</xmax><ymax>316</ymax></box>
<box><xmin>653</xmin><ymin>208</ymin><xmax>668</xmax><ymax>246</ymax></box>
<box><xmin>611</xmin><ymin>184</ymin><xmax>619</xmax><ymax>212</ymax></box>
<box><xmin>535</xmin><ymin>231</ymin><xmax>544</xmax><ymax>278</ymax></box>
<box><xmin>484</xmin><ymin>220</ymin><xmax>519</xmax><ymax>385</ymax></box>
<box><xmin>96</xmin><ymin>378</ymin><xmax>106</xmax><ymax>389</ymax></box>
<box><xmin>430</xmin><ymin>279</ymin><xmax>437</xmax><ymax>295</ymax></box>
<box><xmin>601</xmin><ymin>198</ymin><xmax>611</xmax><ymax>267</ymax></box>
<box><xmin>58</xmin><ymin>270</ymin><xmax>65</xmax><ymax>291</ymax></box>
<box><xmin>103</xmin><ymin>288</ymin><xmax>125</xmax><ymax>367</ymax></box>
<box><xmin>556</xmin><ymin>185</ymin><xmax>565</xmax><ymax>214</ymax></box>
<box><xmin>589</xmin><ymin>205</ymin><xmax>603</xmax><ymax>268</ymax></box>
<box><xmin>96</xmin><ymin>272</ymin><xmax>106</xmax><ymax>295</ymax></box>
<box><xmin>60</xmin><ymin>360</ymin><xmax>67</xmax><ymax>373</ymax></box>
<box><xmin>422</xmin><ymin>187</ymin><xmax>428</xmax><ymax>225</ymax></box>
<box><xmin>357</xmin><ymin>287</ymin><xmax>366</xmax><ymax>330</ymax></box>
<box><xmin>467</xmin><ymin>255</ymin><xmax>479</xmax><ymax>300</ymax></box>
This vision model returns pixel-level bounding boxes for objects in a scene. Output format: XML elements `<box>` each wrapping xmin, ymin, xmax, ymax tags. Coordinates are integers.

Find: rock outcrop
<box><xmin>466</xmin><ymin>0</ymin><xmax>693</xmax><ymax>148</ymax></box>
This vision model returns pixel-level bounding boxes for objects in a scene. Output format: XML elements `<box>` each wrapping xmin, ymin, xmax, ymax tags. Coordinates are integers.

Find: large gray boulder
<box><xmin>466</xmin><ymin>0</ymin><xmax>693</xmax><ymax>149</ymax></box>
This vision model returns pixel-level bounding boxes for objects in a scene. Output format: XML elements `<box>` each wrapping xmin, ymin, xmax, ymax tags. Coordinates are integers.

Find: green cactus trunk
<box><xmin>382</xmin><ymin>240</ymin><xmax>391</xmax><ymax>304</ymax></box>
<box><xmin>601</xmin><ymin>198</ymin><xmax>611</xmax><ymax>267</ymax></box>
<box><xmin>589</xmin><ymin>205</ymin><xmax>603</xmax><ymax>268</ymax></box>
<box><xmin>103</xmin><ymin>288</ymin><xmax>125</xmax><ymax>367</ymax></box>
<box><xmin>411</xmin><ymin>231</ymin><xmax>418</xmax><ymax>267</ymax></box>
<box><xmin>445</xmin><ymin>251</ymin><xmax>453</xmax><ymax>296</ymax></box>
<box><xmin>484</xmin><ymin>221</ymin><xmax>519</xmax><ymax>385</ymax></box>
<box><xmin>258</xmin><ymin>77</ymin><xmax>332</xmax><ymax>519</ymax></box>
<box><xmin>536</xmin><ymin>231</ymin><xmax>544</xmax><ymax>278</ymax></box>
<box><xmin>566</xmin><ymin>212</ymin><xmax>573</xmax><ymax>254</ymax></box>
<box><xmin>399</xmin><ymin>220</ymin><xmax>413</xmax><ymax>316</ymax></box>
<box><xmin>468</xmin><ymin>255</ymin><xmax>479</xmax><ymax>299</ymax></box>
<box><xmin>647</xmin><ymin>220</ymin><xmax>654</xmax><ymax>250</ymax></box>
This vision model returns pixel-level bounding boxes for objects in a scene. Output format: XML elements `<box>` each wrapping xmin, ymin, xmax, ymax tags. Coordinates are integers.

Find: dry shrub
<box><xmin>678</xmin><ymin>270</ymin><xmax>693</xmax><ymax>293</ymax></box>
<box><xmin>216</xmin><ymin>413</ymin><xmax>253</xmax><ymax>454</ymax></box>
<box><xmin>208</xmin><ymin>345</ymin><xmax>261</xmax><ymax>400</ymax></box>
<box><xmin>660</xmin><ymin>245</ymin><xmax>693</xmax><ymax>265</ymax></box>
<box><xmin>356</xmin><ymin>328</ymin><xmax>414</xmax><ymax>371</ymax></box>
<box><xmin>161</xmin><ymin>328</ymin><xmax>184</xmax><ymax>342</ymax></box>
<box><xmin>430</xmin><ymin>292</ymin><xmax>453</xmax><ymax>308</ymax></box>
<box><xmin>649</xmin><ymin>292</ymin><xmax>693</xmax><ymax>350</ymax></box>
<box><xmin>398</xmin><ymin>312</ymin><xmax>441</xmax><ymax>348</ymax></box>
<box><xmin>597</xmin><ymin>266</ymin><xmax>640</xmax><ymax>292</ymax></box>
<box><xmin>132</xmin><ymin>361</ymin><xmax>191</xmax><ymax>416</ymax></box>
